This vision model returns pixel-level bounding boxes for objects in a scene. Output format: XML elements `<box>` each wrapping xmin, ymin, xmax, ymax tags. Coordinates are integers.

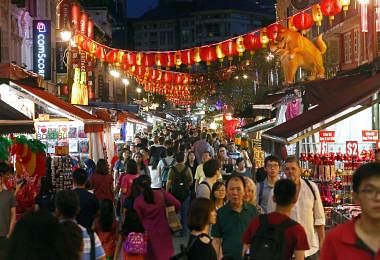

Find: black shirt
<box><xmin>74</xmin><ymin>188</ymin><xmax>99</xmax><ymax>229</ymax></box>
<box><xmin>187</xmin><ymin>233</ymin><xmax>217</xmax><ymax>260</ymax></box>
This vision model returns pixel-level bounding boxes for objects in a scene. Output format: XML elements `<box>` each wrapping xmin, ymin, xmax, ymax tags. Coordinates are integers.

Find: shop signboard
<box><xmin>346</xmin><ymin>141</ymin><xmax>359</xmax><ymax>156</ymax></box>
<box><xmin>319</xmin><ymin>131</ymin><xmax>335</xmax><ymax>142</ymax></box>
<box><xmin>56</xmin><ymin>41</ymin><xmax>67</xmax><ymax>74</ymax></box>
<box><xmin>33</xmin><ymin>20</ymin><xmax>51</xmax><ymax>80</ymax></box>
<box><xmin>362</xmin><ymin>130</ymin><xmax>378</xmax><ymax>142</ymax></box>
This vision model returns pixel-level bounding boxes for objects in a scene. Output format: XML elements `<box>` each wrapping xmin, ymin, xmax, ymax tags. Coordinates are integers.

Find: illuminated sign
<box><xmin>33</xmin><ymin>20</ymin><xmax>51</xmax><ymax>80</ymax></box>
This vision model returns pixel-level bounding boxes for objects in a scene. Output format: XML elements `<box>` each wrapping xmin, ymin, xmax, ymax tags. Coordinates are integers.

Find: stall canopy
<box><xmin>262</xmin><ymin>71</ymin><xmax>380</xmax><ymax>146</ymax></box>
<box><xmin>0</xmin><ymin>99</ymin><xmax>35</xmax><ymax>135</ymax></box>
<box><xmin>12</xmin><ymin>83</ymin><xmax>104</xmax><ymax>132</ymax></box>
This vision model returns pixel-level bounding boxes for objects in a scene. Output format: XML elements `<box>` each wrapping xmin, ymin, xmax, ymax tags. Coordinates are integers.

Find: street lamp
<box><xmin>60</xmin><ymin>30</ymin><xmax>72</xmax><ymax>42</ymax></box>
<box><xmin>122</xmin><ymin>77</ymin><xmax>129</xmax><ymax>104</ymax></box>
<box><xmin>136</xmin><ymin>87</ymin><xmax>142</xmax><ymax>99</ymax></box>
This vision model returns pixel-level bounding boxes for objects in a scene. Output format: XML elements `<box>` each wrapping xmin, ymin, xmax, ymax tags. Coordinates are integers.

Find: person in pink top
<box><xmin>120</xmin><ymin>160</ymin><xmax>140</xmax><ymax>213</ymax></box>
<box><xmin>134</xmin><ymin>175</ymin><xmax>181</xmax><ymax>260</ymax></box>
<box><xmin>90</xmin><ymin>159</ymin><xmax>114</xmax><ymax>202</ymax></box>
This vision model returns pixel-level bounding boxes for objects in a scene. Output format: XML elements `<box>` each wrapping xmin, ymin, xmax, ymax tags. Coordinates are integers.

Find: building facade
<box><xmin>133</xmin><ymin>0</ymin><xmax>275</xmax><ymax>51</ymax></box>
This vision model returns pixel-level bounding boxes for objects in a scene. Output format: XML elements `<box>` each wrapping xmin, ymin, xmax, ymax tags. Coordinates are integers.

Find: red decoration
<box><xmin>155</xmin><ymin>53</ymin><xmax>167</xmax><ymax>67</ymax></box>
<box><xmin>123</xmin><ymin>52</ymin><xmax>136</xmax><ymax>66</ymax></box>
<box><xmin>266</xmin><ymin>23</ymin><xmax>283</xmax><ymax>41</ymax></box>
<box><xmin>105</xmin><ymin>49</ymin><xmax>118</xmax><ymax>64</ymax></box>
<box><xmin>162</xmin><ymin>72</ymin><xmax>173</xmax><ymax>83</ymax></box>
<box><xmin>166</xmin><ymin>52</ymin><xmax>175</xmax><ymax>68</ymax></box>
<box><xmin>142</xmin><ymin>53</ymin><xmax>155</xmax><ymax>67</ymax></box>
<box><xmin>181</xmin><ymin>50</ymin><xmax>195</xmax><ymax>67</ymax></box>
<box><xmin>70</xmin><ymin>3</ymin><xmax>80</xmax><ymax>32</ymax></box>
<box><xmin>136</xmin><ymin>66</ymin><xmax>146</xmax><ymax>77</ymax></box>
<box><xmin>222</xmin><ymin>40</ymin><xmax>237</xmax><ymax>60</ymax></box>
<box><xmin>200</xmin><ymin>46</ymin><xmax>217</xmax><ymax>65</ymax></box>
<box><xmin>320</xmin><ymin>0</ymin><xmax>342</xmax><ymax>21</ymax></box>
<box><xmin>293</xmin><ymin>12</ymin><xmax>313</xmax><ymax>33</ymax></box>
<box><xmin>175</xmin><ymin>74</ymin><xmax>184</xmax><ymax>85</ymax></box>
<box><xmin>87</xmin><ymin>19</ymin><xmax>94</xmax><ymax>39</ymax></box>
<box><xmin>79</xmin><ymin>12</ymin><xmax>88</xmax><ymax>35</ymax></box>
<box><xmin>244</xmin><ymin>33</ymin><xmax>262</xmax><ymax>54</ymax></box>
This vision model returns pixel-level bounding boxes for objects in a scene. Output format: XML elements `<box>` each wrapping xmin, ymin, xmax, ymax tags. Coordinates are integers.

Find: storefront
<box><xmin>261</xmin><ymin>71</ymin><xmax>380</xmax><ymax>226</ymax></box>
<box><xmin>112</xmin><ymin>111</ymin><xmax>150</xmax><ymax>145</ymax></box>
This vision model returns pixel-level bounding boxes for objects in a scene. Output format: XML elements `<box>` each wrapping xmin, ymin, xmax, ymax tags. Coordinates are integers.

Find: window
<box><xmin>167</xmin><ymin>31</ymin><xmax>174</xmax><ymax>44</ymax></box>
<box><xmin>160</xmin><ymin>31</ymin><xmax>166</xmax><ymax>45</ymax></box>
<box><xmin>353</xmin><ymin>29</ymin><xmax>359</xmax><ymax>61</ymax></box>
<box><xmin>344</xmin><ymin>32</ymin><xmax>352</xmax><ymax>63</ymax></box>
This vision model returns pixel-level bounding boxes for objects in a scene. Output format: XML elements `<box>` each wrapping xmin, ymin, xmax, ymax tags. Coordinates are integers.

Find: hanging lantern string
<box><xmin>75</xmin><ymin>4</ymin><xmax>315</xmax><ymax>57</ymax></box>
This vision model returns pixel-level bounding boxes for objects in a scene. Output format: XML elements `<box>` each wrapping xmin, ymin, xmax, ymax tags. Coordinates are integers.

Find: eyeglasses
<box><xmin>359</xmin><ymin>188</ymin><xmax>380</xmax><ymax>199</ymax></box>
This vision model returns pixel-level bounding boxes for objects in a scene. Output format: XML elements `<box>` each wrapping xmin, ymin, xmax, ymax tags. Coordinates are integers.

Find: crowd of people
<box><xmin>0</xmin><ymin>125</ymin><xmax>379</xmax><ymax>260</ymax></box>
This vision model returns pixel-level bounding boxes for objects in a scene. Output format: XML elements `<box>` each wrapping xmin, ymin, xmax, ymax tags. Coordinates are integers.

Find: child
<box><xmin>94</xmin><ymin>199</ymin><xmax>118</xmax><ymax>260</ymax></box>
<box><xmin>114</xmin><ymin>209</ymin><xmax>146</xmax><ymax>260</ymax></box>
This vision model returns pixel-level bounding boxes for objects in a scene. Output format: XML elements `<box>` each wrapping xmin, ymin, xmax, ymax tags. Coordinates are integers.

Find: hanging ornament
<box><xmin>166</xmin><ymin>52</ymin><xmax>175</xmax><ymax>68</ymax></box>
<box><xmin>123</xmin><ymin>52</ymin><xmax>136</xmax><ymax>67</ymax></box>
<box><xmin>88</xmin><ymin>41</ymin><xmax>97</xmax><ymax>55</ymax></box>
<box><xmin>259</xmin><ymin>28</ymin><xmax>270</xmax><ymax>48</ymax></box>
<box><xmin>320</xmin><ymin>0</ymin><xmax>342</xmax><ymax>23</ymax></box>
<box><xmin>222</xmin><ymin>40</ymin><xmax>237</xmax><ymax>61</ymax></box>
<box><xmin>244</xmin><ymin>33</ymin><xmax>261</xmax><ymax>55</ymax></box>
<box><xmin>105</xmin><ymin>49</ymin><xmax>118</xmax><ymax>64</ymax></box>
<box><xmin>215</xmin><ymin>43</ymin><xmax>225</xmax><ymax>63</ymax></box>
<box><xmin>174</xmin><ymin>51</ymin><xmax>182</xmax><ymax>68</ymax></box>
<box><xmin>136</xmin><ymin>66</ymin><xmax>146</xmax><ymax>77</ymax></box>
<box><xmin>162</xmin><ymin>72</ymin><xmax>173</xmax><ymax>83</ymax></box>
<box><xmin>136</xmin><ymin>52</ymin><xmax>143</xmax><ymax>66</ymax></box>
<box><xmin>175</xmin><ymin>74</ymin><xmax>184</xmax><ymax>85</ymax></box>
<box><xmin>288</xmin><ymin>16</ymin><xmax>298</xmax><ymax>31</ymax></box>
<box><xmin>74</xmin><ymin>34</ymin><xmax>84</xmax><ymax>47</ymax></box>
<box><xmin>193</xmin><ymin>47</ymin><xmax>202</xmax><ymax>65</ymax></box>
<box><xmin>236</xmin><ymin>36</ymin><xmax>245</xmax><ymax>56</ymax></box>
<box><xmin>293</xmin><ymin>12</ymin><xmax>313</xmax><ymax>34</ymax></box>
<box><xmin>95</xmin><ymin>46</ymin><xmax>106</xmax><ymax>61</ymax></box>
<box><xmin>155</xmin><ymin>53</ymin><xmax>167</xmax><ymax>68</ymax></box>
<box><xmin>312</xmin><ymin>4</ymin><xmax>324</xmax><ymax>27</ymax></box>
<box><xmin>80</xmin><ymin>38</ymin><xmax>89</xmax><ymax>51</ymax></box>
<box><xmin>115</xmin><ymin>50</ymin><xmax>124</xmax><ymax>66</ymax></box>
<box><xmin>200</xmin><ymin>46</ymin><xmax>217</xmax><ymax>65</ymax></box>
<box><xmin>266</xmin><ymin>23</ymin><xmax>283</xmax><ymax>42</ymax></box>
<box><xmin>142</xmin><ymin>53</ymin><xmax>155</xmax><ymax>67</ymax></box>
<box><xmin>339</xmin><ymin>0</ymin><xmax>350</xmax><ymax>15</ymax></box>
<box><xmin>181</xmin><ymin>49</ymin><xmax>194</xmax><ymax>68</ymax></box>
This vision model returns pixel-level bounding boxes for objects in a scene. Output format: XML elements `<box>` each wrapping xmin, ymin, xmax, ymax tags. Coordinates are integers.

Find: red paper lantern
<box><xmin>155</xmin><ymin>53</ymin><xmax>168</xmax><ymax>68</ymax></box>
<box><xmin>293</xmin><ymin>12</ymin><xmax>313</xmax><ymax>33</ymax></box>
<box><xmin>80</xmin><ymin>38</ymin><xmax>89</xmax><ymax>51</ymax></box>
<box><xmin>136</xmin><ymin>66</ymin><xmax>146</xmax><ymax>77</ymax></box>
<box><xmin>106</xmin><ymin>49</ymin><xmax>118</xmax><ymax>64</ymax></box>
<box><xmin>136</xmin><ymin>52</ymin><xmax>143</xmax><ymax>66</ymax></box>
<box><xmin>181</xmin><ymin>50</ymin><xmax>194</xmax><ymax>67</ymax></box>
<box><xmin>222</xmin><ymin>40</ymin><xmax>237</xmax><ymax>61</ymax></box>
<box><xmin>162</xmin><ymin>72</ymin><xmax>173</xmax><ymax>83</ymax></box>
<box><xmin>142</xmin><ymin>53</ymin><xmax>155</xmax><ymax>67</ymax></box>
<box><xmin>244</xmin><ymin>33</ymin><xmax>262</xmax><ymax>54</ymax></box>
<box><xmin>320</xmin><ymin>0</ymin><xmax>342</xmax><ymax>21</ymax></box>
<box><xmin>200</xmin><ymin>46</ymin><xmax>217</xmax><ymax>65</ymax></box>
<box><xmin>87</xmin><ymin>19</ymin><xmax>94</xmax><ymax>39</ymax></box>
<box><xmin>95</xmin><ymin>46</ymin><xmax>106</xmax><ymax>61</ymax></box>
<box><xmin>123</xmin><ymin>52</ymin><xmax>136</xmax><ymax>66</ymax></box>
<box><xmin>174</xmin><ymin>51</ymin><xmax>182</xmax><ymax>68</ymax></box>
<box><xmin>266</xmin><ymin>23</ymin><xmax>283</xmax><ymax>41</ymax></box>
<box><xmin>166</xmin><ymin>52</ymin><xmax>175</xmax><ymax>68</ymax></box>
<box><xmin>151</xmin><ymin>69</ymin><xmax>159</xmax><ymax>81</ymax></box>
<box><xmin>71</xmin><ymin>3</ymin><xmax>80</xmax><ymax>32</ymax></box>
<box><xmin>175</xmin><ymin>74</ymin><xmax>184</xmax><ymax>85</ymax></box>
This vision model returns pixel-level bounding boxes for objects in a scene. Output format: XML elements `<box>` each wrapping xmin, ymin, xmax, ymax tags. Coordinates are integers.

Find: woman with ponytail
<box><xmin>133</xmin><ymin>175</ymin><xmax>180</xmax><ymax>260</ymax></box>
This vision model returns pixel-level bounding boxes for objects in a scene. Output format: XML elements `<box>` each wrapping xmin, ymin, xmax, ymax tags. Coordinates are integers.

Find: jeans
<box><xmin>180</xmin><ymin>195</ymin><xmax>190</xmax><ymax>236</ymax></box>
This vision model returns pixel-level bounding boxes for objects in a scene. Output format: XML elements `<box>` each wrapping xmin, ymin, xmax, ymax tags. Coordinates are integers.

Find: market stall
<box><xmin>112</xmin><ymin>111</ymin><xmax>149</xmax><ymax>144</ymax></box>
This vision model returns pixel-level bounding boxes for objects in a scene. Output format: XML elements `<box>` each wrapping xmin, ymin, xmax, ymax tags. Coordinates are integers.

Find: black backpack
<box><xmin>170</xmin><ymin>234</ymin><xmax>207</xmax><ymax>260</ymax></box>
<box><xmin>249</xmin><ymin>214</ymin><xmax>297</xmax><ymax>260</ymax></box>
<box><xmin>171</xmin><ymin>166</ymin><xmax>190</xmax><ymax>202</ymax></box>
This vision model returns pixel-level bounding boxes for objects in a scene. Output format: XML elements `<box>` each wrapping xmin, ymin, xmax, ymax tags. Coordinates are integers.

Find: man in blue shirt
<box><xmin>55</xmin><ymin>189</ymin><xmax>105</xmax><ymax>260</ymax></box>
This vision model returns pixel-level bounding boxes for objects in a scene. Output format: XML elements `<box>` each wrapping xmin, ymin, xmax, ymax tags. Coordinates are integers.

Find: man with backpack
<box><xmin>267</xmin><ymin>156</ymin><xmax>325</xmax><ymax>260</ymax></box>
<box><xmin>157</xmin><ymin>147</ymin><xmax>175</xmax><ymax>188</ymax></box>
<box><xmin>256</xmin><ymin>155</ymin><xmax>281</xmax><ymax>213</ymax></box>
<box><xmin>166</xmin><ymin>152</ymin><xmax>193</xmax><ymax>237</ymax></box>
<box><xmin>242</xmin><ymin>179</ymin><xmax>309</xmax><ymax>260</ymax></box>
<box><xmin>196</xmin><ymin>159</ymin><xmax>220</xmax><ymax>199</ymax></box>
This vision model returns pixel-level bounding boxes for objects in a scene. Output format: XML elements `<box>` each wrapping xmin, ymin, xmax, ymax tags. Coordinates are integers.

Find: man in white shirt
<box><xmin>267</xmin><ymin>156</ymin><xmax>325</xmax><ymax>260</ymax></box>
<box><xmin>194</xmin><ymin>151</ymin><xmax>212</xmax><ymax>191</ymax></box>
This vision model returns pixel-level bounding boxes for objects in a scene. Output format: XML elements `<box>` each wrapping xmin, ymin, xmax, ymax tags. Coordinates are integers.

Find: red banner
<box><xmin>59</xmin><ymin>0</ymin><xmax>71</xmax><ymax>30</ymax></box>
<box><xmin>362</xmin><ymin>130</ymin><xmax>378</xmax><ymax>142</ymax></box>
<box><xmin>319</xmin><ymin>130</ymin><xmax>335</xmax><ymax>142</ymax></box>
<box><xmin>346</xmin><ymin>141</ymin><xmax>359</xmax><ymax>156</ymax></box>
<box><xmin>87</xmin><ymin>19</ymin><xmax>94</xmax><ymax>39</ymax></box>
<box><xmin>80</xmin><ymin>12</ymin><xmax>88</xmax><ymax>36</ymax></box>
<box><xmin>71</xmin><ymin>3</ymin><xmax>80</xmax><ymax>32</ymax></box>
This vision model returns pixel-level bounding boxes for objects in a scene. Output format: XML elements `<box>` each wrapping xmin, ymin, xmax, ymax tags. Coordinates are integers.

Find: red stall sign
<box><xmin>346</xmin><ymin>141</ymin><xmax>359</xmax><ymax>156</ymax></box>
<box><xmin>319</xmin><ymin>131</ymin><xmax>335</xmax><ymax>142</ymax></box>
<box><xmin>362</xmin><ymin>130</ymin><xmax>378</xmax><ymax>142</ymax></box>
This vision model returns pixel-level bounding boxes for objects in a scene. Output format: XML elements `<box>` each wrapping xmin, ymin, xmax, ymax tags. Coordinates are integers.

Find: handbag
<box><xmin>162</xmin><ymin>191</ymin><xmax>182</xmax><ymax>233</ymax></box>
<box><xmin>123</xmin><ymin>232</ymin><xmax>147</xmax><ymax>255</ymax></box>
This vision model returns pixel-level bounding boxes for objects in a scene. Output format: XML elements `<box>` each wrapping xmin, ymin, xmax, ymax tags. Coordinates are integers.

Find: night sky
<box><xmin>127</xmin><ymin>0</ymin><xmax>158</xmax><ymax>18</ymax></box>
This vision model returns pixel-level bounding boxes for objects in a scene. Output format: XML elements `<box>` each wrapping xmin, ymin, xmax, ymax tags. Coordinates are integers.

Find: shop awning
<box><xmin>12</xmin><ymin>83</ymin><xmax>104</xmax><ymax>133</ymax></box>
<box><xmin>122</xmin><ymin>111</ymin><xmax>149</xmax><ymax>126</ymax></box>
<box><xmin>0</xmin><ymin>100</ymin><xmax>35</xmax><ymax>135</ymax></box>
<box><xmin>0</xmin><ymin>63</ymin><xmax>42</xmax><ymax>87</ymax></box>
<box><xmin>262</xmin><ymin>72</ymin><xmax>380</xmax><ymax>146</ymax></box>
